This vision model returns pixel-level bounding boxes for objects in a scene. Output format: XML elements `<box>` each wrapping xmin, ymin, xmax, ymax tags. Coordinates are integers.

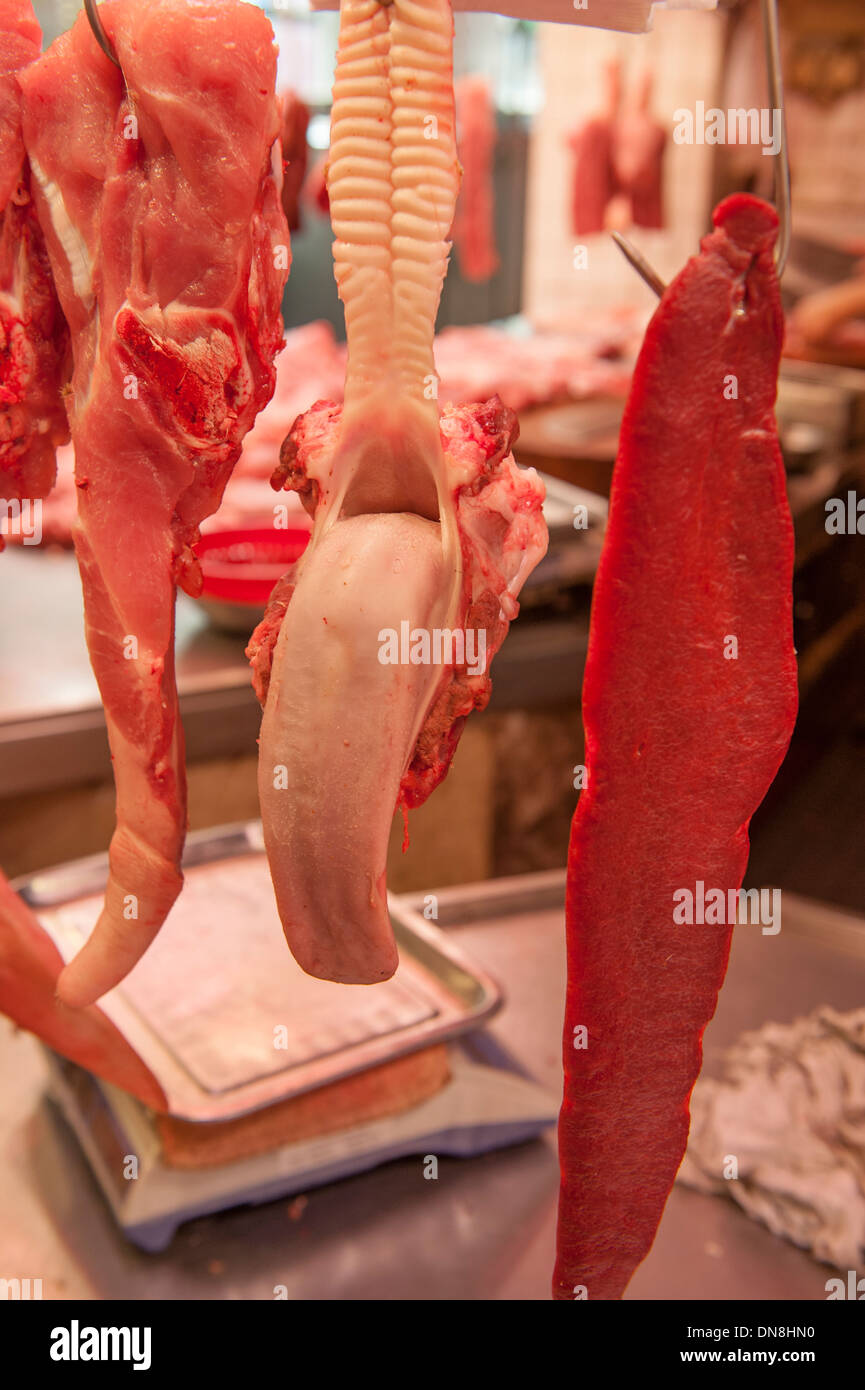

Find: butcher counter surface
<box><xmin>0</xmin><ymin>871</ymin><xmax>860</xmax><ymax>1301</ymax></box>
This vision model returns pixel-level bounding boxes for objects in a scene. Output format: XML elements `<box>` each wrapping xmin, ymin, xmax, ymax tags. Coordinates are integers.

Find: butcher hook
<box><xmin>613</xmin><ymin>0</ymin><xmax>791</xmax><ymax>297</ymax></box>
<box><xmin>84</xmin><ymin>0</ymin><xmax>122</xmax><ymax>69</ymax></box>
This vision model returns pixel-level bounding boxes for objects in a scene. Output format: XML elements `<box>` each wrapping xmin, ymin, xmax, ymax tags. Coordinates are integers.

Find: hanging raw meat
<box><xmin>567</xmin><ymin>59</ymin><xmax>666</xmax><ymax>236</ymax></box>
<box><xmin>1</xmin><ymin>2</ymin><xmax>145</xmax><ymax>1104</ymax></box>
<box><xmin>612</xmin><ymin>67</ymin><xmax>665</xmax><ymax>230</ymax></box>
<box><xmin>555</xmin><ymin>195</ymin><xmax>797</xmax><ymax>1299</ymax></box>
<box><xmin>567</xmin><ymin>57</ymin><xmax>619</xmax><ymax>238</ymax></box>
<box><xmin>19</xmin><ymin>0</ymin><xmax>290</xmax><ymax>1007</ymax></box>
<box><xmin>0</xmin><ymin>871</ymin><xmax>166</xmax><ymax>1109</ymax></box>
<box><xmin>279</xmin><ymin>89</ymin><xmax>310</xmax><ymax>233</ymax></box>
<box><xmin>248</xmin><ymin>0</ymin><xmax>547</xmax><ymax>986</ymax></box>
<box><xmin>453</xmin><ymin>75</ymin><xmax>500</xmax><ymax>283</ymax></box>
<box><xmin>306</xmin><ymin>151</ymin><xmax>331</xmax><ymax>217</ymax></box>
<box><xmin>0</xmin><ymin>0</ymin><xmax>69</xmax><ymax>530</ymax></box>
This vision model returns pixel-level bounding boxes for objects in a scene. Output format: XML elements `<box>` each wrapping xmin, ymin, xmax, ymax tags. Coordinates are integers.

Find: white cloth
<box><xmin>679</xmin><ymin>1007</ymin><xmax>865</xmax><ymax>1271</ymax></box>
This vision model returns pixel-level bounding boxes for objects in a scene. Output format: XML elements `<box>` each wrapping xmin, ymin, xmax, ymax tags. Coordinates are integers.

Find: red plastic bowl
<box><xmin>195</xmin><ymin>527</ymin><xmax>310</xmax><ymax>607</ymax></box>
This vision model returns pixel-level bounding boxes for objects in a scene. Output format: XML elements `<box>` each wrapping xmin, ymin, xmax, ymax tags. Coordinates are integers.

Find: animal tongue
<box><xmin>259</xmin><ymin>511</ymin><xmax>446</xmax><ymax>984</ymax></box>
<box><xmin>255</xmin><ymin>0</ymin><xmax>548</xmax><ymax>984</ymax></box>
<box><xmin>257</xmin><ymin>0</ymin><xmax>461</xmax><ymax>983</ymax></box>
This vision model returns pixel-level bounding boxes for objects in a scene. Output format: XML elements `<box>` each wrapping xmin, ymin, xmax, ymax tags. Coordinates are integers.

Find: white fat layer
<box><xmin>29</xmin><ymin>157</ymin><xmax>93</xmax><ymax>303</ymax></box>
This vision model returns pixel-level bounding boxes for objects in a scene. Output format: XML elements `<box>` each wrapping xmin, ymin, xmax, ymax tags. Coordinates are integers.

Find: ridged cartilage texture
<box><xmin>330</xmin><ymin>0</ymin><xmax>458</xmax><ymax>406</ymax></box>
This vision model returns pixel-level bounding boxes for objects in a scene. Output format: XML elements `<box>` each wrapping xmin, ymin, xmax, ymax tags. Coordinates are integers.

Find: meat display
<box><xmin>568</xmin><ymin>58</ymin><xmax>618</xmax><ymax>238</ymax></box>
<box><xmin>249</xmin><ymin>0</ymin><xmax>547</xmax><ymax>985</ymax></box>
<box><xmin>0</xmin><ymin>0</ymin><xmax>806</xmax><ymax>1309</ymax></box>
<box><xmin>0</xmin><ymin>0</ymin><xmax>68</xmax><ymax>525</ymax></box>
<box><xmin>432</xmin><ymin>316</ymin><xmax>638</xmax><ymax>409</ymax></box>
<box><xmin>453</xmin><ymin>76</ymin><xmax>500</xmax><ymax>283</ymax></box>
<box><xmin>555</xmin><ymin>194</ymin><xmax>798</xmax><ymax>1300</ymax></box>
<box><xmin>279</xmin><ymin>89</ymin><xmax>310</xmax><ymax>233</ymax></box>
<box><xmin>13</xmin><ymin>312</ymin><xmax>637</xmax><ymax>547</ymax></box>
<box><xmin>610</xmin><ymin>68</ymin><xmax>665</xmax><ymax>230</ymax></box>
<box><xmin>19</xmin><ymin>0</ymin><xmax>290</xmax><ymax>1006</ymax></box>
<box><xmin>568</xmin><ymin>58</ymin><xmax>666</xmax><ymax>236</ymax></box>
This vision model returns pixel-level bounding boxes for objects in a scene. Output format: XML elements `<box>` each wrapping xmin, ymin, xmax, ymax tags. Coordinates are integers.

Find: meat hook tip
<box><xmin>611</xmin><ymin>231</ymin><xmax>666</xmax><ymax>300</ymax></box>
<box><xmin>84</xmin><ymin>0</ymin><xmax>122</xmax><ymax>70</ymax></box>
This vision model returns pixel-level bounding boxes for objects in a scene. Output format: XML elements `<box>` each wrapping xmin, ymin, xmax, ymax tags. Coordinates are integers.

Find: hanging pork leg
<box><xmin>249</xmin><ymin>0</ymin><xmax>548</xmax><ymax>985</ymax></box>
<box><xmin>20</xmin><ymin>0</ymin><xmax>290</xmax><ymax>1006</ymax></box>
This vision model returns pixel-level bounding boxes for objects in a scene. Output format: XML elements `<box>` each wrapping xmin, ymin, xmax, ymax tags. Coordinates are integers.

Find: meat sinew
<box><xmin>19</xmin><ymin>0</ymin><xmax>290</xmax><ymax>1006</ymax></box>
<box><xmin>248</xmin><ymin>0</ymin><xmax>547</xmax><ymax>986</ymax></box>
<box><xmin>0</xmin><ymin>0</ymin><xmax>69</xmax><ymax>525</ymax></box>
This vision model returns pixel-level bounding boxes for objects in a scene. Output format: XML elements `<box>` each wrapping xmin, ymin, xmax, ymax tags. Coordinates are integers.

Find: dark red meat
<box><xmin>569</xmin><ymin>115</ymin><xmax>615</xmax><ymax>238</ymax></box>
<box><xmin>612</xmin><ymin>69</ymin><xmax>666</xmax><ymax>230</ymax></box>
<box><xmin>453</xmin><ymin>76</ymin><xmax>499</xmax><ymax>283</ymax></box>
<box><xmin>555</xmin><ymin>194</ymin><xmax>798</xmax><ymax>1300</ymax></box>
<box><xmin>279</xmin><ymin>89</ymin><xmax>309</xmax><ymax>233</ymax></box>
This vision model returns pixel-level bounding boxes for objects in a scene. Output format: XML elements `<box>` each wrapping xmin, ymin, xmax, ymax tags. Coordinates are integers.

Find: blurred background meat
<box><xmin>279</xmin><ymin>89</ymin><xmax>310</xmax><ymax>233</ymax></box>
<box><xmin>454</xmin><ymin>75</ymin><xmax>501</xmax><ymax>282</ymax></box>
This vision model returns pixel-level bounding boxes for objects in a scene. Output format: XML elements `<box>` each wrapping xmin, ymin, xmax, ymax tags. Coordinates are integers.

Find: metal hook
<box><xmin>84</xmin><ymin>0</ymin><xmax>122</xmax><ymax>69</ymax></box>
<box><xmin>760</xmin><ymin>0</ymin><xmax>790</xmax><ymax>277</ymax></box>
<box><xmin>611</xmin><ymin>231</ymin><xmax>667</xmax><ymax>298</ymax></box>
<box><xmin>613</xmin><ymin>0</ymin><xmax>790</xmax><ymax>299</ymax></box>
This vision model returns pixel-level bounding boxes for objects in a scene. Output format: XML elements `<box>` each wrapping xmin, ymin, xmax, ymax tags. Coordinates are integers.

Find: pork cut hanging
<box><xmin>555</xmin><ymin>195</ymin><xmax>798</xmax><ymax>1299</ymax></box>
<box><xmin>19</xmin><ymin>0</ymin><xmax>290</xmax><ymax>1006</ymax></box>
<box><xmin>453</xmin><ymin>76</ymin><xmax>500</xmax><ymax>284</ymax></box>
<box><xmin>1</xmin><ymin>2</ymin><xmax>158</xmax><ymax>1103</ymax></box>
<box><xmin>279</xmin><ymin>90</ymin><xmax>310</xmax><ymax>234</ymax></box>
<box><xmin>0</xmin><ymin>0</ymin><xmax>68</xmax><ymax>526</ymax></box>
<box><xmin>0</xmin><ymin>870</ymin><xmax>166</xmax><ymax>1109</ymax></box>
<box><xmin>248</xmin><ymin>0</ymin><xmax>547</xmax><ymax>985</ymax></box>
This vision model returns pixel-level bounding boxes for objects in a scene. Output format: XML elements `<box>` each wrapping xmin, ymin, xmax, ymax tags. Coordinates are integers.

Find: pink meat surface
<box><xmin>0</xmin><ymin>870</ymin><xmax>166</xmax><ymax>1110</ymax></box>
<box><xmin>453</xmin><ymin>76</ymin><xmax>500</xmax><ymax>284</ymax></box>
<box><xmin>0</xmin><ymin>0</ymin><xmax>69</xmax><ymax>522</ymax></box>
<box><xmin>19</xmin><ymin>0</ymin><xmax>289</xmax><ymax>1006</ymax></box>
<box><xmin>433</xmin><ymin>321</ymin><xmax>637</xmax><ymax>409</ymax></box>
<box><xmin>248</xmin><ymin>390</ymin><xmax>546</xmax><ymax>984</ymax></box>
<box><xmin>233</xmin><ymin>321</ymin><xmax>346</xmax><ymax>481</ymax></box>
<box><xmin>249</xmin><ymin>394</ymin><xmax>546</xmax><ymax>806</ymax></box>
<box><xmin>249</xmin><ymin>0</ymin><xmax>548</xmax><ymax>988</ymax></box>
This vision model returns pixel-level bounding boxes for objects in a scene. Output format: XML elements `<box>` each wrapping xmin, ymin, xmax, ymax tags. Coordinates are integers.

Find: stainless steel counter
<box><xmin>0</xmin><ymin>872</ymin><xmax>859</xmax><ymax>1300</ymax></box>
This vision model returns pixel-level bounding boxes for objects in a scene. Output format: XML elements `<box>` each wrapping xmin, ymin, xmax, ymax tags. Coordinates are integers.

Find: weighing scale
<box><xmin>17</xmin><ymin>823</ymin><xmax>558</xmax><ymax>1252</ymax></box>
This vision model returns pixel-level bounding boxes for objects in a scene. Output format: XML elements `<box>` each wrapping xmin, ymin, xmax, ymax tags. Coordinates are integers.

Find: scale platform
<box><xmin>17</xmin><ymin>824</ymin><xmax>559</xmax><ymax>1252</ymax></box>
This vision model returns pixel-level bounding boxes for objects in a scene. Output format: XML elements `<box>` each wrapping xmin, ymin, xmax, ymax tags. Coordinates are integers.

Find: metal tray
<box><xmin>14</xmin><ymin>822</ymin><xmax>503</xmax><ymax>1123</ymax></box>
